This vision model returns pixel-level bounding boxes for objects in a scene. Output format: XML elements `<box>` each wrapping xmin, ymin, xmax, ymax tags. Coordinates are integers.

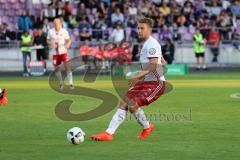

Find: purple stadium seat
<box><xmin>126</xmin><ymin>27</ymin><xmax>132</xmax><ymax>40</ymax></box>
<box><xmin>73</xmin><ymin>28</ymin><xmax>79</xmax><ymax>36</ymax></box>
<box><xmin>5</xmin><ymin>3</ymin><xmax>11</xmax><ymax>9</ymax></box>
<box><xmin>92</xmin><ymin>8</ymin><xmax>97</xmax><ymax>15</ymax></box>
<box><xmin>14</xmin><ymin>3</ymin><xmax>21</xmax><ymax>9</ymax></box>
<box><xmin>10</xmin><ymin>0</ymin><xmax>17</xmax><ymax>3</ymax></box>
<box><xmin>86</xmin><ymin>8</ymin><xmax>91</xmax><ymax>15</ymax></box>
<box><xmin>72</xmin><ymin>8</ymin><xmax>77</xmax><ymax>16</ymax></box>
<box><xmin>237</xmin><ymin>20</ymin><xmax>240</xmax><ymax>33</ymax></box>
<box><xmin>2</xmin><ymin>16</ymin><xmax>8</xmax><ymax>23</ymax></box>
<box><xmin>35</xmin><ymin>3</ymin><xmax>42</xmax><ymax>9</ymax></box>
<box><xmin>107</xmin><ymin>28</ymin><xmax>112</xmax><ymax>34</ymax></box>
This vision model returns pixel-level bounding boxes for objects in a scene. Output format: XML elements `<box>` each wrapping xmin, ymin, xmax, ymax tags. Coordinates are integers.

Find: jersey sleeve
<box><xmin>64</xmin><ymin>29</ymin><xmax>70</xmax><ymax>40</ymax></box>
<box><xmin>147</xmin><ymin>42</ymin><xmax>162</xmax><ymax>58</ymax></box>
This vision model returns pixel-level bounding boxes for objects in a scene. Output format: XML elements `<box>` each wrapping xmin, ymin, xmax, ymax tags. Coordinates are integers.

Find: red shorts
<box><xmin>53</xmin><ymin>53</ymin><xmax>69</xmax><ymax>66</ymax></box>
<box><xmin>126</xmin><ymin>81</ymin><xmax>165</xmax><ymax>107</ymax></box>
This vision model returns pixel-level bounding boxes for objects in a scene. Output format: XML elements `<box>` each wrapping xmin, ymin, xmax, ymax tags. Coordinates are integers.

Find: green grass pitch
<box><xmin>0</xmin><ymin>73</ymin><xmax>240</xmax><ymax>160</ymax></box>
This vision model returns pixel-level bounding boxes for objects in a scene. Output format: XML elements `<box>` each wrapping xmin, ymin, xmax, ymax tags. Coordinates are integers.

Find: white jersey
<box><xmin>47</xmin><ymin>28</ymin><xmax>70</xmax><ymax>54</ymax></box>
<box><xmin>140</xmin><ymin>36</ymin><xmax>166</xmax><ymax>81</ymax></box>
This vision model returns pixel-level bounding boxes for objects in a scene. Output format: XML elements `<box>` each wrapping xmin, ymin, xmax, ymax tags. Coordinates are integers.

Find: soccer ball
<box><xmin>67</xmin><ymin>127</ymin><xmax>85</xmax><ymax>145</ymax></box>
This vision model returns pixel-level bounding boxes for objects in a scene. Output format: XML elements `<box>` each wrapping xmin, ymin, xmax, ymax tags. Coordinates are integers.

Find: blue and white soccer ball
<box><xmin>67</xmin><ymin>127</ymin><xmax>85</xmax><ymax>145</ymax></box>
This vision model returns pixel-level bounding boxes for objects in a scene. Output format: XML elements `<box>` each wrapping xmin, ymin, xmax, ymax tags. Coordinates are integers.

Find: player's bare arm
<box><xmin>64</xmin><ymin>38</ymin><xmax>72</xmax><ymax>49</ymax></box>
<box><xmin>161</xmin><ymin>56</ymin><xmax>167</xmax><ymax>66</ymax></box>
<box><xmin>132</xmin><ymin>57</ymin><xmax>158</xmax><ymax>79</ymax></box>
<box><xmin>47</xmin><ymin>39</ymin><xmax>57</xmax><ymax>49</ymax></box>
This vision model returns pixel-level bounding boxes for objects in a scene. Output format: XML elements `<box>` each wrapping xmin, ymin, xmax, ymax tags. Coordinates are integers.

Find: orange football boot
<box><xmin>90</xmin><ymin>132</ymin><xmax>113</xmax><ymax>141</ymax></box>
<box><xmin>137</xmin><ymin>123</ymin><xmax>154</xmax><ymax>139</ymax></box>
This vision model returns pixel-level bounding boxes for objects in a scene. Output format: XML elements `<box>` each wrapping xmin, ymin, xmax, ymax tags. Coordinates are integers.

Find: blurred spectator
<box><xmin>155</xmin><ymin>14</ymin><xmax>165</xmax><ymax>28</ymax></box>
<box><xmin>152</xmin><ymin>0</ymin><xmax>162</xmax><ymax>5</ymax></box>
<box><xmin>43</xmin><ymin>0</ymin><xmax>62</xmax><ymax>21</ymax></box>
<box><xmin>110</xmin><ymin>21</ymin><xmax>125</xmax><ymax>43</ymax></box>
<box><xmin>196</xmin><ymin>17</ymin><xmax>209</xmax><ymax>38</ymax></box>
<box><xmin>231</xmin><ymin>0</ymin><xmax>240</xmax><ymax>17</ymax></box>
<box><xmin>20</xmin><ymin>30</ymin><xmax>33</xmax><ymax>77</ymax></box>
<box><xmin>88</xmin><ymin>0</ymin><xmax>99</xmax><ymax>9</ymax></box>
<box><xmin>0</xmin><ymin>23</ymin><xmax>11</xmax><ymax>41</ymax></box>
<box><xmin>60</xmin><ymin>17</ymin><xmax>68</xmax><ymax>30</ymax></box>
<box><xmin>43</xmin><ymin>18</ymin><xmax>51</xmax><ymax>34</ymax></box>
<box><xmin>159</xmin><ymin>24</ymin><xmax>172</xmax><ymax>42</ymax></box>
<box><xmin>111</xmin><ymin>7</ymin><xmax>124</xmax><ymax>25</ymax></box>
<box><xmin>68</xmin><ymin>15</ymin><xmax>77</xmax><ymax>29</ymax></box>
<box><xmin>171</xmin><ymin>0</ymin><xmax>181</xmax><ymax>21</ymax></box>
<box><xmin>80</xmin><ymin>27</ymin><xmax>91</xmax><ymax>41</ymax></box>
<box><xmin>208</xmin><ymin>25</ymin><xmax>220</xmax><ymax>62</ymax></box>
<box><xmin>194</xmin><ymin>0</ymin><xmax>206</xmax><ymax>10</ymax></box>
<box><xmin>171</xmin><ymin>22</ymin><xmax>181</xmax><ymax>41</ymax></box>
<box><xmin>131</xmin><ymin>42</ymin><xmax>141</xmax><ymax>61</ymax></box>
<box><xmin>62</xmin><ymin>0</ymin><xmax>72</xmax><ymax>21</ymax></box>
<box><xmin>27</xmin><ymin>10</ymin><xmax>35</xmax><ymax>27</ymax></box>
<box><xmin>194</xmin><ymin>28</ymin><xmax>207</xmax><ymax>70</ymax></box>
<box><xmin>208</xmin><ymin>0</ymin><xmax>222</xmax><ymax>16</ymax></box>
<box><xmin>77</xmin><ymin>3</ymin><xmax>87</xmax><ymax>21</ymax></box>
<box><xmin>162</xmin><ymin>38</ymin><xmax>175</xmax><ymax>64</ymax></box>
<box><xmin>222</xmin><ymin>0</ymin><xmax>231</xmax><ymax>10</ymax></box>
<box><xmin>177</xmin><ymin>15</ymin><xmax>186</xmax><ymax>26</ymax></box>
<box><xmin>146</xmin><ymin>9</ymin><xmax>158</xmax><ymax>25</ymax></box>
<box><xmin>43</xmin><ymin>4</ymin><xmax>57</xmax><ymax>21</ymax></box>
<box><xmin>91</xmin><ymin>13</ymin><xmax>107</xmax><ymax>40</ymax></box>
<box><xmin>127</xmin><ymin>17</ymin><xmax>138</xmax><ymax>41</ymax></box>
<box><xmin>50</xmin><ymin>0</ymin><xmax>62</xmax><ymax>17</ymax></box>
<box><xmin>159</xmin><ymin>0</ymin><xmax>171</xmax><ymax>17</ymax></box>
<box><xmin>33</xmin><ymin>11</ymin><xmax>44</xmax><ymax>29</ymax></box>
<box><xmin>129</xmin><ymin>1</ymin><xmax>137</xmax><ymax>16</ymax></box>
<box><xmin>18</xmin><ymin>10</ymin><xmax>32</xmax><ymax>32</ymax></box>
<box><xmin>98</xmin><ymin>1</ymin><xmax>108</xmax><ymax>16</ymax></box>
<box><xmin>138</xmin><ymin>0</ymin><xmax>149</xmax><ymax>16</ymax></box>
<box><xmin>232</xmin><ymin>28</ymin><xmax>240</xmax><ymax>50</ymax></box>
<box><xmin>216</xmin><ymin>11</ymin><xmax>232</xmax><ymax>40</ymax></box>
<box><xmin>78</xmin><ymin>16</ymin><xmax>91</xmax><ymax>33</ymax></box>
<box><xmin>182</xmin><ymin>1</ymin><xmax>194</xmax><ymax>20</ymax></box>
<box><xmin>33</xmin><ymin>26</ymin><xmax>48</xmax><ymax>61</ymax></box>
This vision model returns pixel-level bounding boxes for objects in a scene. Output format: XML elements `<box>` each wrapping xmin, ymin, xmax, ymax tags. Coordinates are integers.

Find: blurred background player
<box><xmin>0</xmin><ymin>88</ymin><xmax>8</xmax><ymax>105</ymax></box>
<box><xmin>33</xmin><ymin>25</ymin><xmax>48</xmax><ymax>61</ymax></box>
<box><xmin>47</xmin><ymin>18</ymin><xmax>73</xmax><ymax>90</ymax></box>
<box><xmin>90</xmin><ymin>17</ymin><xmax>166</xmax><ymax>141</ymax></box>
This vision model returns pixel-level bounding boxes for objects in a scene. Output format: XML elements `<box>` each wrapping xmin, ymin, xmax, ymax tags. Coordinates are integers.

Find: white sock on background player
<box><xmin>67</xmin><ymin>71</ymin><xmax>73</xmax><ymax>85</ymax></box>
<box><xmin>55</xmin><ymin>71</ymin><xmax>64</xmax><ymax>86</ymax></box>
<box><xmin>106</xmin><ymin>108</ymin><xmax>127</xmax><ymax>135</ymax></box>
<box><xmin>133</xmin><ymin>108</ymin><xmax>150</xmax><ymax>129</ymax></box>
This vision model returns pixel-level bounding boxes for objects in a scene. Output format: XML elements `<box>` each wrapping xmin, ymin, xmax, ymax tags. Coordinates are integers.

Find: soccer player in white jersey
<box><xmin>91</xmin><ymin>17</ymin><xmax>166</xmax><ymax>141</ymax></box>
<box><xmin>47</xmin><ymin>18</ymin><xmax>74</xmax><ymax>90</ymax></box>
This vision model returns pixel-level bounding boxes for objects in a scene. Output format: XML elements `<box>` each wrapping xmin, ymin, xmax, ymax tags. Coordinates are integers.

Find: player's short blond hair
<box><xmin>138</xmin><ymin>17</ymin><xmax>154</xmax><ymax>28</ymax></box>
<box><xmin>53</xmin><ymin>18</ymin><xmax>61</xmax><ymax>24</ymax></box>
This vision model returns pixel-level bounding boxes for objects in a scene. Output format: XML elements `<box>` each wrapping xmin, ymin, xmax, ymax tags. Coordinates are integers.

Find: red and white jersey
<box><xmin>47</xmin><ymin>28</ymin><xmax>70</xmax><ymax>54</ymax></box>
<box><xmin>140</xmin><ymin>36</ymin><xmax>165</xmax><ymax>81</ymax></box>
